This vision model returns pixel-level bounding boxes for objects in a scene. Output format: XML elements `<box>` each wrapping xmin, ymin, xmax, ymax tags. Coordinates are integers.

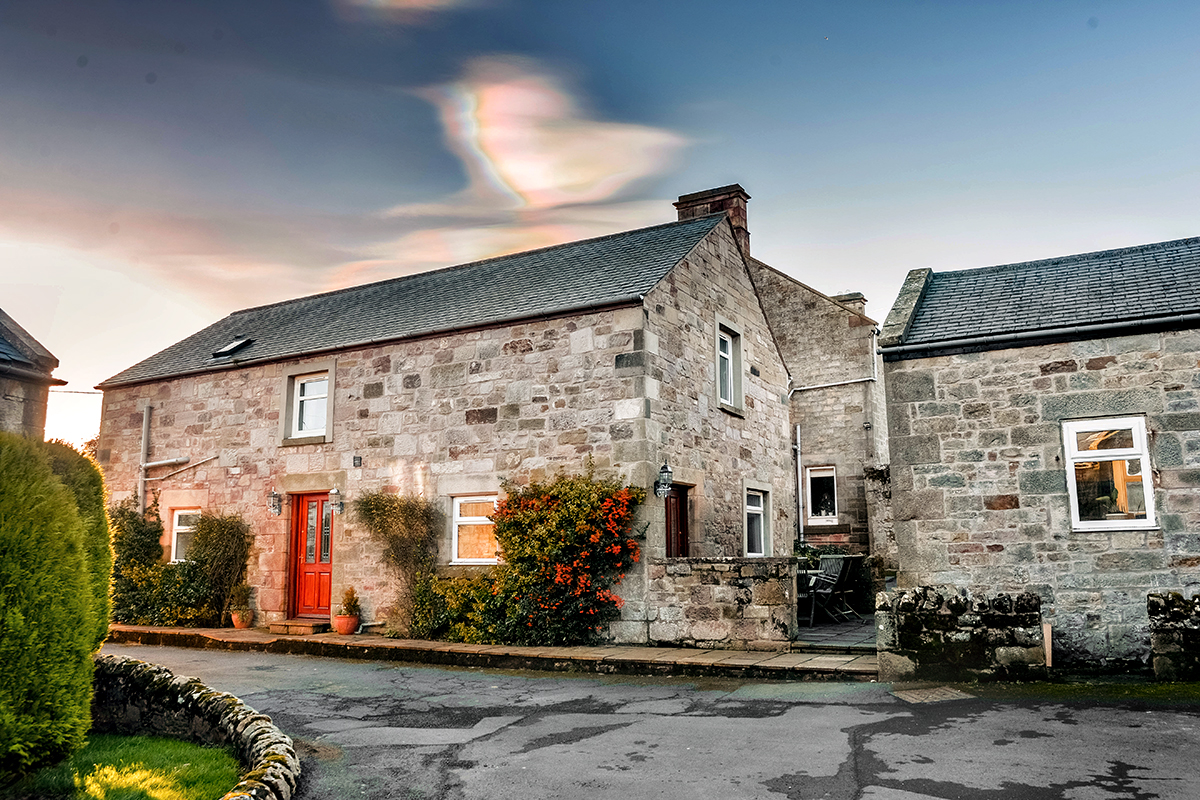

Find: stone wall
<box><xmin>745</xmin><ymin>259</ymin><xmax>888</xmax><ymax>555</ymax></box>
<box><xmin>93</xmin><ymin>654</ymin><xmax>300</xmax><ymax>800</ymax></box>
<box><xmin>876</xmin><ymin>586</ymin><xmax>1047</xmax><ymax>682</ymax></box>
<box><xmin>883</xmin><ymin>329</ymin><xmax>1200</xmax><ymax>666</ymax></box>
<box><xmin>645</xmin><ymin>557</ymin><xmax>797</xmax><ymax>649</ymax></box>
<box><xmin>0</xmin><ymin>374</ymin><xmax>50</xmax><ymax>438</ymax></box>
<box><xmin>1147</xmin><ymin>592</ymin><xmax>1200</xmax><ymax>681</ymax></box>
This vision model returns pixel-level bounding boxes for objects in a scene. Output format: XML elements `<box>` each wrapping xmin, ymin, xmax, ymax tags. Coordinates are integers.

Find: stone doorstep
<box><xmin>267</xmin><ymin>619</ymin><xmax>331</xmax><ymax>635</ymax></box>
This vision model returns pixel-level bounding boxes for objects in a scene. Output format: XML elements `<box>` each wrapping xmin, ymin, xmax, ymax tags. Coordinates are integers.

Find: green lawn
<box><xmin>3</xmin><ymin>734</ymin><xmax>240</xmax><ymax>800</ymax></box>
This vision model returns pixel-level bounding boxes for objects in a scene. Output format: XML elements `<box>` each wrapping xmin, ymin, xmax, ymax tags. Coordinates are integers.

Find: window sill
<box><xmin>280</xmin><ymin>435</ymin><xmax>328</xmax><ymax>447</ymax></box>
<box><xmin>718</xmin><ymin>402</ymin><xmax>745</xmax><ymax>418</ymax></box>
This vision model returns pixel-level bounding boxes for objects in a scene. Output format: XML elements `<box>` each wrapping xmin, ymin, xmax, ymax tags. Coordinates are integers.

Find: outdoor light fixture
<box><xmin>654</xmin><ymin>461</ymin><xmax>673</xmax><ymax>499</ymax></box>
<box><xmin>329</xmin><ymin>487</ymin><xmax>344</xmax><ymax>515</ymax></box>
<box><xmin>268</xmin><ymin>489</ymin><xmax>282</xmax><ymax>517</ymax></box>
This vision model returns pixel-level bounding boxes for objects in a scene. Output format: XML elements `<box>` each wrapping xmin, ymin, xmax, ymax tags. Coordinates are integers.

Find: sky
<box><xmin>2</xmin><ymin>0</ymin><xmax>1199</xmax><ymax>446</ymax></box>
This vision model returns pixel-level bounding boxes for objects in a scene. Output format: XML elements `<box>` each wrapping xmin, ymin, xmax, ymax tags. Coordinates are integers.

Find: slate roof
<box><xmin>0</xmin><ymin>330</ymin><xmax>30</xmax><ymax>367</ymax></box>
<box><xmin>901</xmin><ymin>236</ymin><xmax>1200</xmax><ymax>347</ymax></box>
<box><xmin>99</xmin><ymin>214</ymin><xmax>726</xmax><ymax>388</ymax></box>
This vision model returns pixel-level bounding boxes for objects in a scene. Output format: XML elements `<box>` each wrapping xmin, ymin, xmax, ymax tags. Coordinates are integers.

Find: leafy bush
<box><xmin>353</xmin><ymin>493</ymin><xmax>441</xmax><ymax>636</ymax></box>
<box><xmin>0</xmin><ymin>432</ymin><xmax>96</xmax><ymax>783</ymax></box>
<box><xmin>409</xmin><ymin>468</ymin><xmax>645</xmax><ymax>646</ymax></box>
<box><xmin>229</xmin><ymin>583</ymin><xmax>252</xmax><ymax>611</ymax></box>
<box><xmin>41</xmin><ymin>440</ymin><xmax>111</xmax><ymax>651</ymax></box>
<box><xmin>188</xmin><ymin>513</ymin><xmax>252</xmax><ymax>623</ymax></box>
<box><xmin>109</xmin><ymin>497</ymin><xmax>166</xmax><ymax>624</ymax></box>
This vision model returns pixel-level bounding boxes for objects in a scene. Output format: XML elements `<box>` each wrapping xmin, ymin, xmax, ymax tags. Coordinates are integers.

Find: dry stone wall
<box><xmin>884</xmin><ymin>329</ymin><xmax>1200</xmax><ymax>666</ymax></box>
<box><xmin>1147</xmin><ymin>592</ymin><xmax>1200</xmax><ymax>681</ymax></box>
<box><xmin>876</xmin><ymin>586</ymin><xmax>1047</xmax><ymax>682</ymax></box>
<box><xmin>92</xmin><ymin>654</ymin><xmax>300</xmax><ymax>800</ymax></box>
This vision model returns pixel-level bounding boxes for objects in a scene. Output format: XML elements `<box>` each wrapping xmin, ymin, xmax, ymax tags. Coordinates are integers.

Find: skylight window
<box><xmin>212</xmin><ymin>337</ymin><xmax>252</xmax><ymax>359</ymax></box>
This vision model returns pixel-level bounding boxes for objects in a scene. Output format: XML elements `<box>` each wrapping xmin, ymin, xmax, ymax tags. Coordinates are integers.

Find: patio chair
<box><xmin>798</xmin><ymin>555</ymin><xmax>865</xmax><ymax>626</ymax></box>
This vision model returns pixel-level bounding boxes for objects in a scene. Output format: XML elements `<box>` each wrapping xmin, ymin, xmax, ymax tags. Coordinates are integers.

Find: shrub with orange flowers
<box><xmin>411</xmin><ymin>466</ymin><xmax>646</xmax><ymax>646</ymax></box>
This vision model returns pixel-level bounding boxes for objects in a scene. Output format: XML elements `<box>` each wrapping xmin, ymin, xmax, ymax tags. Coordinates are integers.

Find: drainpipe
<box><xmin>794</xmin><ymin>424</ymin><xmax>804</xmax><ymax>545</ymax></box>
<box><xmin>137</xmin><ymin>406</ymin><xmax>190</xmax><ymax>512</ymax></box>
<box><xmin>138</xmin><ymin>407</ymin><xmax>150</xmax><ymax>514</ymax></box>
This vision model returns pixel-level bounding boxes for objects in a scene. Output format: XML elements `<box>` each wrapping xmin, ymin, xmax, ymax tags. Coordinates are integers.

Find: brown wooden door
<box><xmin>291</xmin><ymin>493</ymin><xmax>333</xmax><ymax>618</ymax></box>
<box><xmin>665</xmin><ymin>485</ymin><xmax>689</xmax><ymax>558</ymax></box>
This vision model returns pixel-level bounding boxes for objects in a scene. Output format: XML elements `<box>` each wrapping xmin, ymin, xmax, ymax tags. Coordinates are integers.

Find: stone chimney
<box><xmin>832</xmin><ymin>292</ymin><xmax>867</xmax><ymax>316</ymax></box>
<box><xmin>674</xmin><ymin>184</ymin><xmax>750</xmax><ymax>256</ymax></box>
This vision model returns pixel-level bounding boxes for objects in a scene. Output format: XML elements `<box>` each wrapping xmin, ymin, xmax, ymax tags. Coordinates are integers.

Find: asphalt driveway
<box><xmin>102</xmin><ymin>643</ymin><xmax>1200</xmax><ymax>800</ymax></box>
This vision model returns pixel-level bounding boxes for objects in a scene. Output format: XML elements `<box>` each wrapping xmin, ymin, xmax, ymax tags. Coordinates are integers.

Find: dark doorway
<box><xmin>665</xmin><ymin>485</ymin><xmax>689</xmax><ymax>558</ymax></box>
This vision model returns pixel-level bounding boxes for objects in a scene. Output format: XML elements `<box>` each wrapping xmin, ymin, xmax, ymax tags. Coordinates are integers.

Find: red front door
<box><xmin>665</xmin><ymin>485</ymin><xmax>689</xmax><ymax>558</ymax></box>
<box><xmin>291</xmin><ymin>493</ymin><xmax>332</xmax><ymax>618</ymax></box>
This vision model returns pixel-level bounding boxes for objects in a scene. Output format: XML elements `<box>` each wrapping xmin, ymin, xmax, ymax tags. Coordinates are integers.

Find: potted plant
<box><xmin>334</xmin><ymin>586</ymin><xmax>361</xmax><ymax>635</ymax></box>
<box><xmin>229</xmin><ymin>582</ymin><xmax>254</xmax><ymax>629</ymax></box>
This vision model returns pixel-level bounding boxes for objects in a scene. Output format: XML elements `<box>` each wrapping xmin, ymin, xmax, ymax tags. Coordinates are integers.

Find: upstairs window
<box><xmin>1063</xmin><ymin>416</ymin><xmax>1156</xmax><ymax>530</ymax></box>
<box><xmin>279</xmin><ymin>359</ymin><xmax>336</xmax><ymax>445</ymax></box>
<box><xmin>715</xmin><ymin>316</ymin><xmax>743</xmax><ymax>411</ymax></box>
<box><xmin>453</xmin><ymin>496</ymin><xmax>499</xmax><ymax>564</ymax></box>
<box><xmin>293</xmin><ymin>374</ymin><xmax>328</xmax><ymax>437</ymax></box>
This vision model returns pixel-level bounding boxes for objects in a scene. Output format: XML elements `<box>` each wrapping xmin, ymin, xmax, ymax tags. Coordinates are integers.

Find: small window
<box><xmin>212</xmin><ymin>337</ymin><xmax>252</xmax><ymax>359</ymax></box>
<box><xmin>806</xmin><ymin>466</ymin><xmax>838</xmax><ymax>526</ymax></box>
<box><xmin>745</xmin><ymin>490</ymin><xmax>767</xmax><ymax>557</ymax></box>
<box><xmin>1063</xmin><ymin>416</ymin><xmax>1156</xmax><ymax>530</ymax></box>
<box><xmin>453</xmin><ymin>496</ymin><xmax>499</xmax><ymax>564</ymax></box>
<box><xmin>292</xmin><ymin>373</ymin><xmax>329</xmax><ymax>438</ymax></box>
<box><xmin>715</xmin><ymin>318</ymin><xmax>743</xmax><ymax>410</ymax></box>
<box><xmin>718</xmin><ymin>332</ymin><xmax>734</xmax><ymax>404</ymax></box>
<box><xmin>171</xmin><ymin>509</ymin><xmax>201</xmax><ymax>562</ymax></box>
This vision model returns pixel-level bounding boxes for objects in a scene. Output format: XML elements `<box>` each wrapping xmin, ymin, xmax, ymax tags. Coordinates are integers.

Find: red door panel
<box><xmin>665</xmin><ymin>486</ymin><xmax>689</xmax><ymax>558</ymax></box>
<box><xmin>291</xmin><ymin>494</ymin><xmax>332</xmax><ymax>618</ymax></box>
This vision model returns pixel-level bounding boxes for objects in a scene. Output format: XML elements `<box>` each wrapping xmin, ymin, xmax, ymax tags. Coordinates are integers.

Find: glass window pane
<box><xmin>299</xmin><ymin>397</ymin><xmax>326</xmax><ymax>431</ymax></box>
<box><xmin>810</xmin><ymin>475</ymin><xmax>836</xmax><ymax>517</ymax></box>
<box><xmin>300</xmin><ymin>378</ymin><xmax>327</xmax><ymax>398</ymax></box>
<box><xmin>746</xmin><ymin>512</ymin><xmax>763</xmax><ymax>555</ymax></box>
<box><xmin>746</xmin><ymin>492</ymin><xmax>762</xmax><ymax>509</ymax></box>
<box><xmin>458</xmin><ymin>523</ymin><xmax>497</xmax><ymax>560</ymax></box>
<box><xmin>1073</xmin><ymin>460</ymin><xmax>1116</xmax><ymax>521</ymax></box>
<box><xmin>459</xmin><ymin>501</ymin><xmax>495</xmax><ymax>518</ymax></box>
<box><xmin>175</xmin><ymin>531</ymin><xmax>194</xmax><ymax>561</ymax></box>
<box><xmin>1076</xmin><ymin>428</ymin><xmax>1134</xmax><ymax>451</ymax></box>
<box><xmin>176</xmin><ymin>512</ymin><xmax>200</xmax><ymax>529</ymax></box>
<box><xmin>321</xmin><ymin>501</ymin><xmax>332</xmax><ymax>563</ymax></box>
<box><xmin>306</xmin><ymin>501</ymin><xmax>317</xmax><ymax>562</ymax></box>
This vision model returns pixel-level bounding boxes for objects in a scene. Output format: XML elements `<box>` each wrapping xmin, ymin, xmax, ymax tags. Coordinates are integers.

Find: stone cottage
<box><xmin>0</xmin><ymin>308</ymin><xmax>66</xmax><ymax>439</ymax></box>
<box><xmin>879</xmin><ymin>236</ymin><xmax>1200</xmax><ymax>667</ymax></box>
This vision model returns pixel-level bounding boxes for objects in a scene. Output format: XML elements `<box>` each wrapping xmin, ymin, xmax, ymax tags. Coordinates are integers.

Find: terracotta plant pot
<box><xmin>231</xmin><ymin>610</ymin><xmax>254</xmax><ymax>629</ymax></box>
<box><xmin>333</xmin><ymin>615</ymin><xmax>359</xmax><ymax>635</ymax></box>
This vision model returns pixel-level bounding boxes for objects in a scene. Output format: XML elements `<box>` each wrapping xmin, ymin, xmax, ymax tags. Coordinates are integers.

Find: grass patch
<box><xmin>3</xmin><ymin>734</ymin><xmax>240</xmax><ymax>800</ymax></box>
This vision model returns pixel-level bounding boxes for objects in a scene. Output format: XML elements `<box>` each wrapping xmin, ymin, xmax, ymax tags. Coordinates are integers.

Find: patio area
<box><xmin>792</xmin><ymin>617</ymin><xmax>876</xmax><ymax>652</ymax></box>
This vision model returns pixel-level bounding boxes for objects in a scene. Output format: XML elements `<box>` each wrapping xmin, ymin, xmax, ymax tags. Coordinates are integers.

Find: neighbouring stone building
<box><xmin>879</xmin><ymin>236</ymin><xmax>1200</xmax><ymax>667</ymax></box>
<box><xmin>0</xmin><ymin>308</ymin><xmax>66</xmax><ymax>439</ymax></box>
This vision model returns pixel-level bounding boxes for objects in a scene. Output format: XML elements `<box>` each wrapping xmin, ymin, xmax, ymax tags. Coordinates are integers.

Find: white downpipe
<box><xmin>794</xmin><ymin>424</ymin><xmax>804</xmax><ymax>544</ymax></box>
<box><xmin>138</xmin><ymin>407</ymin><xmax>151</xmax><ymax>514</ymax></box>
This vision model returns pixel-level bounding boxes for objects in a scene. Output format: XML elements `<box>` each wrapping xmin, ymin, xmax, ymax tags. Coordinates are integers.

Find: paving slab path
<box><xmin>103</xmin><ymin>643</ymin><xmax>1200</xmax><ymax>800</ymax></box>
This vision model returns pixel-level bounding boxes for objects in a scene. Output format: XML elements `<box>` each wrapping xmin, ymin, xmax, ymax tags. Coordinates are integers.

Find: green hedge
<box><xmin>0</xmin><ymin>433</ymin><xmax>96</xmax><ymax>783</ymax></box>
<box><xmin>41</xmin><ymin>441</ymin><xmax>112</xmax><ymax>651</ymax></box>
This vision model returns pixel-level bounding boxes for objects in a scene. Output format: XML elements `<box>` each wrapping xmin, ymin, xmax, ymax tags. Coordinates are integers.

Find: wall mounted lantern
<box><xmin>268</xmin><ymin>489</ymin><xmax>282</xmax><ymax>517</ymax></box>
<box><xmin>654</xmin><ymin>461</ymin><xmax>673</xmax><ymax>499</ymax></box>
<box><xmin>329</xmin><ymin>487</ymin><xmax>344</xmax><ymax>515</ymax></box>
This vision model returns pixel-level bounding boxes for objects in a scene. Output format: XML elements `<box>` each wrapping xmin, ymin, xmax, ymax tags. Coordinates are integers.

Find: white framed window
<box><xmin>279</xmin><ymin>359</ymin><xmax>335</xmax><ymax>445</ymax></box>
<box><xmin>171</xmin><ymin>509</ymin><xmax>201</xmax><ymax>562</ymax></box>
<box><xmin>745</xmin><ymin>489</ymin><xmax>767</xmax><ymax>557</ymax></box>
<box><xmin>806</xmin><ymin>466</ymin><xmax>838</xmax><ymax>526</ymax></box>
<box><xmin>715</xmin><ymin>315</ymin><xmax>743</xmax><ymax>411</ymax></box>
<box><xmin>452</xmin><ymin>496</ymin><xmax>499</xmax><ymax>564</ymax></box>
<box><xmin>293</xmin><ymin>373</ymin><xmax>329</xmax><ymax>437</ymax></box>
<box><xmin>1063</xmin><ymin>416</ymin><xmax>1156</xmax><ymax>530</ymax></box>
